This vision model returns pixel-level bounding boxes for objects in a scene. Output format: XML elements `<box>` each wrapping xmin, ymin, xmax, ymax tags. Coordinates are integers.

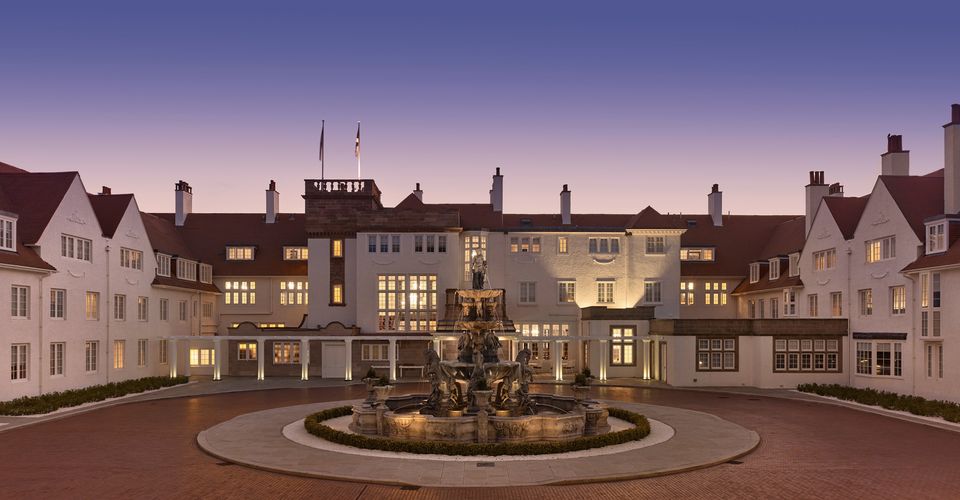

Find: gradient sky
<box><xmin>2</xmin><ymin>1</ymin><xmax>959</xmax><ymax>216</ymax></box>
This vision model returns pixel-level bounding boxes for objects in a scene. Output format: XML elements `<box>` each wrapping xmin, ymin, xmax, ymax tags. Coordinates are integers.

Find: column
<box><xmin>432</xmin><ymin>338</ymin><xmax>441</xmax><ymax>358</ymax></box>
<box><xmin>169</xmin><ymin>339</ymin><xmax>178</xmax><ymax>378</ymax></box>
<box><xmin>212</xmin><ymin>338</ymin><xmax>222</xmax><ymax>381</ymax></box>
<box><xmin>641</xmin><ymin>339</ymin><xmax>650</xmax><ymax>380</ymax></box>
<box><xmin>554</xmin><ymin>341</ymin><xmax>563</xmax><ymax>381</ymax></box>
<box><xmin>599</xmin><ymin>339</ymin><xmax>608</xmax><ymax>381</ymax></box>
<box><xmin>300</xmin><ymin>339</ymin><xmax>310</xmax><ymax>381</ymax></box>
<box><xmin>256</xmin><ymin>339</ymin><xmax>265</xmax><ymax>381</ymax></box>
<box><xmin>344</xmin><ymin>339</ymin><xmax>353</xmax><ymax>381</ymax></box>
<box><xmin>388</xmin><ymin>339</ymin><xmax>397</xmax><ymax>382</ymax></box>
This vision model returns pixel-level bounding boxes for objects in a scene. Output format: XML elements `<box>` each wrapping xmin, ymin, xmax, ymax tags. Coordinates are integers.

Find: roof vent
<box><xmin>686</xmin><ymin>219</ymin><xmax>697</xmax><ymax>228</ymax></box>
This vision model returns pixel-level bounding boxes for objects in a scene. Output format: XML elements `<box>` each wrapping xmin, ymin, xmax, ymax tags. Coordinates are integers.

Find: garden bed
<box><xmin>0</xmin><ymin>376</ymin><xmax>190</xmax><ymax>416</ymax></box>
<box><xmin>798</xmin><ymin>383</ymin><xmax>960</xmax><ymax>423</ymax></box>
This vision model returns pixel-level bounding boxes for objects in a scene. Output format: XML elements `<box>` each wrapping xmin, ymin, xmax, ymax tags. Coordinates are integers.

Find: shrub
<box><xmin>363</xmin><ymin>367</ymin><xmax>378</xmax><ymax>380</ymax></box>
<box><xmin>303</xmin><ymin>406</ymin><xmax>651</xmax><ymax>456</ymax></box>
<box><xmin>0</xmin><ymin>376</ymin><xmax>189</xmax><ymax>416</ymax></box>
<box><xmin>798</xmin><ymin>383</ymin><xmax>960</xmax><ymax>423</ymax></box>
<box><xmin>377</xmin><ymin>375</ymin><xmax>391</xmax><ymax>387</ymax></box>
<box><xmin>573</xmin><ymin>372</ymin><xmax>590</xmax><ymax>387</ymax></box>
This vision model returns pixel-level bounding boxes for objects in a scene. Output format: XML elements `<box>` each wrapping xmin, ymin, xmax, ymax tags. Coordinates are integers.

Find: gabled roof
<box><xmin>88</xmin><ymin>193</ymin><xmax>134</xmax><ymax>238</ymax></box>
<box><xmin>758</xmin><ymin>216</ymin><xmax>806</xmax><ymax>259</ymax></box>
<box><xmin>0</xmin><ymin>171</ymin><xmax>78</xmax><ymax>244</ymax></box>
<box><xmin>680</xmin><ymin>214</ymin><xmax>800</xmax><ymax>277</ymax></box>
<box><xmin>151</xmin><ymin>213</ymin><xmax>308</xmax><ymax>276</ymax></box>
<box><xmin>140</xmin><ymin>212</ymin><xmax>197</xmax><ymax>260</ymax></box>
<box><xmin>0</xmin><ymin>161</ymin><xmax>28</xmax><ymax>174</ymax></box>
<box><xmin>823</xmin><ymin>196</ymin><xmax>868</xmax><ymax>240</ymax></box>
<box><xmin>880</xmin><ymin>170</ymin><xmax>945</xmax><ymax>240</ymax></box>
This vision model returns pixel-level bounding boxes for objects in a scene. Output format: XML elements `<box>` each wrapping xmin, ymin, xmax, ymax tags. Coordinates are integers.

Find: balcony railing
<box><xmin>304</xmin><ymin>179</ymin><xmax>380</xmax><ymax>198</ymax></box>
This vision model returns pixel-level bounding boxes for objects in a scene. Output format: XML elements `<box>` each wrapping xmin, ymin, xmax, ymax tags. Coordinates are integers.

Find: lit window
<box><xmin>463</xmin><ymin>235</ymin><xmax>487</xmax><ymax>281</ymax></box>
<box><xmin>813</xmin><ymin>248</ymin><xmax>837</xmax><ymax>271</ymax></box>
<box><xmin>190</xmin><ymin>348</ymin><xmax>214</xmax><ymax>367</ymax></box>
<box><xmin>238</xmin><ymin>342</ymin><xmax>257</xmax><ymax>361</ymax></box>
<box><xmin>865</xmin><ymin>236</ymin><xmax>896</xmax><ymax>263</ymax></box>
<box><xmin>610</xmin><ymin>326</ymin><xmax>635</xmax><ymax>366</ymax></box>
<box><xmin>680</xmin><ymin>248</ymin><xmax>715</xmax><ymax>261</ymax></box>
<box><xmin>280</xmin><ymin>281</ymin><xmax>309</xmax><ymax>305</ymax></box>
<box><xmin>831</xmin><ymin>292</ymin><xmax>842</xmax><ymax>317</ymax></box>
<box><xmin>558</xmin><ymin>236</ymin><xmax>568</xmax><ymax>254</ymax></box>
<box><xmin>517</xmin><ymin>323</ymin><xmax>571</xmax><ymax>361</ymax></box>
<box><xmin>85</xmin><ymin>292</ymin><xmax>100</xmax><ymax>320</ymax></box>
<box><xmin>120</xmin><ymin>248</ymin><xmax>143</xmax><ymax>270</ymax></box>
<box><xmin>377</xmin><ymin>274</ymin><xmax>437</xmax><ymax>332</ymax></box>
<box><xmin>273</xmin><ymin>342</ymin><xmax>301</xmax><ymax>364</ymax></box>
<box><xmin>283</xmin><ymin>246</ymin><xmax>309</xmax><ymax>260</ymax></box>
<box><xmin>224</xmin><ymin>281</ymin><xmax>256</xmax><ymax>305</ymax></box>
<box><xmin>704</xmin><ymin>282</ymin><xmax>728</xmax><ymax>305</ymax></box>
<box><xmin>680</xmin><ymin>281</ymin><xmax>695</xmax><ymax>305</ymax></box>
<box><xmin>890</xmin><ymin>286</ymin><xmax>906</xmax><ymax>315</ymax></box>
<box><xmin>332</xmin><ymin>239</ymin><xmax>343</xmax><ymax>258</ymax></box>
<box><xmin>558</xmin><ymin>280</ymin><xmax>576</xmax><ymax>303</ymax></box>
<box><xmin>226</xmin><ymin>247</ymin><xmax>255</xmax><ymax>260</ymax></box>
<box><xmin>113</xmin><ymin>340</ymin><xmax>125</xmax><ymax>369</ymax></box>
<box><xmin>509</xmin><ymin>236</ymin><xmax>541</xmax><ymax>253</ymax></box>
<box><xmin>137</xmin><ymin>296</ymin><xmax>148</xmax><ymax>321</ymax></box>
<box><xmin>808</xmin><ymin>294</ymin><xmax>818</xmax><ymax>317</ymax></box>
<box><xmin>331</xmin><ymin>282</ymin><xmax>344</xmax><ymax>305</ymax></box>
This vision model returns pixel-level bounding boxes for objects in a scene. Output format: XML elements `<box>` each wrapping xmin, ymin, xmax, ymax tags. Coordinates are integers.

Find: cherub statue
<box><xmin>422</xmin><ymin>346</ymin><xmax>443</xmax><ymax>414</ymax></box>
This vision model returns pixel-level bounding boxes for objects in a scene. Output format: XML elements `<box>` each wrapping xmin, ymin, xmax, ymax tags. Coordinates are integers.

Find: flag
<box><xmin>354</xmin><ymin>122</ymin><xmax>361</xmax><ymax>159</ymax></box>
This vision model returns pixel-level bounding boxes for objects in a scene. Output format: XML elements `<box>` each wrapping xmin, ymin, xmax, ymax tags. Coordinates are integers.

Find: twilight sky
<box><xmin>2</xmin><ymin>1</ymin><xmax>959</xmax><ymax>216</ymax></box>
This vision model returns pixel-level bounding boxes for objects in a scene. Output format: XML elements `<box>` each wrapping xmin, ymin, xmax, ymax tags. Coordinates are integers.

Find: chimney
<box><xmin>560</xmin><ymin>184</ymin><xmax>571</xmax><ymax>225</ymax></box>
<box><xmin>708</xmin><ymin>184</ymin><xmax>722</xmax><ymax>227</ymax></box>
<box><xmin>945</xmin><ymin>104</ymin><xmax>960</xmax><ymax>214</ymax></box>
<box><xmin>175</xmin><ymin>180</ymin><xmax>192</xmax><ymax>227</ymax></box>
<box><xmin>828</xmin><ymin>182</ymin><xmax>844</xmax><ymax>196</ymax></box>
<box><xmin>881</xmin><ymin>134</ymin><xmax>910</xmax><ymax>176</ymax></box>
<box><xmin>265</xmin><ymin>180</ymin><xmax>279</xmax><ymax>224</ymax></box>
<box><xmin>100</xmin><ymin>186</ymin><xmax>111</xmax><ymax>195</ymax></box>
<box><xmin>805</xmin><ymin>171</ymin><xmax>829</xmax><ymax>236</ymax></box>
<box><xmin>490</xmin><ymin>167</ymin><xmax>503</xmax><ymax>212</ymax></box>
<box><xmin>413</xmin><ymin>182</ymin><xmax>423</xmax><ymax>201</ymax></box>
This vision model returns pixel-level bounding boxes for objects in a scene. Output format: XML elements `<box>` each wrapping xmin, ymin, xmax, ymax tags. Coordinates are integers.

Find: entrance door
<box><xmin>322</xmin><ymin>342</ymin><xmax>346</xmax><ymax>379</ymax></box>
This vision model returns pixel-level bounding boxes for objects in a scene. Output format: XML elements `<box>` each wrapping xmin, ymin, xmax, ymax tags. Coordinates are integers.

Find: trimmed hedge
<box><xmin>303</xmin><ymin>406</ymin><xmax>651</xmax><ymax>456</ymax></box>
<box><xmin>0</xmin><ymin>376</ymin><xmax>190</xmax><ymax>416</ymax></box>
<box><xmin>798</xmin><ymin>383</ymin><xmax>960</xmax><ymax>423</ymax></box>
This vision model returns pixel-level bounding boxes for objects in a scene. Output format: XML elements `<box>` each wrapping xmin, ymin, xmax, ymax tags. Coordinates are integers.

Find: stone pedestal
<box><xmin>476</xmin><ymin>410</ymin><xmax>489</xmax><ymax>444</ymax></box>
<box><xmin>349</xmin><ymin>405</ymin><xmax>379</xmax><ymax>435</ymax></box>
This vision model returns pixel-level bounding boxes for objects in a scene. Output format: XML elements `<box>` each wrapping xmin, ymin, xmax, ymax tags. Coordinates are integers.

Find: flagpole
<box><xmin>319</xmin><ymin>120</ymin><xmax>325</xmax><ymax>180</ymax></box>
<box><xmin>356</xmin><ymin>121</ymin><xmax>361</xmax><ymax>179</ymax></box>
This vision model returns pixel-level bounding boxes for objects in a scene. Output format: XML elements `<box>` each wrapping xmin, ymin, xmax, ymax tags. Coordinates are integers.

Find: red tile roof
<box><xmin>0</xmin><ymin>171</ymin><xmax>77</xmax><ymax>244</ymax></box>
<box><xmin>88</xmin><ymin>193</ymin><xmax>134</xmax><ymax>238</ymax></box>
<box><xmin>679</xmin><ymin>214</ymin><xmax>800</xmax><ymax>277</ymax></box>
<box><xmin>732</xmin><ymin>257</ymin><xmax>803</xmax><ymax>295</ymax></box>
<box><xmin>822</xmin><ymin>196</ymin><xmax>868</xmax><ymax>240</ymax></box>
<box><xmin>880</xmin><ymin>172</ymin><xmax>945</xmax><ymax>241</ymax></box>
<box><xmin>152</xmin><ymin>275</ymin><xmax>221</xmax><ymax>294</ymax></box>
<box><xmin>0</xmin><ymin>161</ymin><xmax>28</xmax><ymax>174</ymax></box>
<box><xmin>140</xmin><ymin>212</ymin><xmax>198</xmax><ymax>260</ymax></box>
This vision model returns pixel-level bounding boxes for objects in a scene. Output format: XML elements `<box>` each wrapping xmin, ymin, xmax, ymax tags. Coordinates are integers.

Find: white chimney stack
<box><xmin>945</xmin><ymin>104</ymin><xmax>960</xmax><ymax>214</ymax></box>
<box><xmin>881</xmin><ymin>134</ymin><xmax>910</xmax><ymax>176</ymax></box>
<box><xmin>708</xmin><ymin>184</ymin><xmax>722</xmax><ymax>227</ymax></box>
<box><xmin>560</xmin><ymin>184</ymin><xmax>571</xmax><ymax>225</ymax></box>
<box><xmin>265</xmin><ymin>180</ymin><xmax>279</xmax><ymax>223</ymax></box>
<box><xmin>805</xmin><ymin>171</ymin><xmax>829</xmax><ymax>236</ymax></box>
<box><xmin>413</xmin><ymin>182</ymin><xmax>423</xmax><ymax>201</ymax></box>
<box><xmin>175</xmin><ymin>180</ymin><xmax>192</xmax><ymax>227</ymax></box>
<box><xmin>490</xmin><ymin>167</ymin><xmax>503</xmax><ymax>212</ymax></box>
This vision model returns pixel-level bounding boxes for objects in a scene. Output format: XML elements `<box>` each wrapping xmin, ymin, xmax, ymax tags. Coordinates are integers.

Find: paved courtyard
<box><xmin>2</xmin><ymin>382</ymin><xmax>960</xmax><ymax>499</ymax></box>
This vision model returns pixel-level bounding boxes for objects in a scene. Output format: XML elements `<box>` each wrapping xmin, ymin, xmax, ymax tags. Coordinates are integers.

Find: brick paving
<box><xmin>2</xmin><ymin>383</ymin><xmax>959</xmax><ymax>499</ymax></box>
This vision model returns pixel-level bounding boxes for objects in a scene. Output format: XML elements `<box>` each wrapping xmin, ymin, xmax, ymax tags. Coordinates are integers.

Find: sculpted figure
<box><xmin>470</xmin><ymin>253</ymin><xmax>486</xmax><ymax>289</ymax></box>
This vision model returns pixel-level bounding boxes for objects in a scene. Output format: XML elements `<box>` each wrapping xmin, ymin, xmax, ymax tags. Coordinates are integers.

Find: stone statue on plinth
<box><xmin>470</xmin><ymin>253</ymin><xmax>486</xmax><ymax>290</ymax></box>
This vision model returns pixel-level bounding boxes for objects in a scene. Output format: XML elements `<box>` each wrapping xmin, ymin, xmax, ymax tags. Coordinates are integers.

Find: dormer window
<box><xmin>749</xmin><ymin>262</ymin><xmax>761</xmax><ymax>283</ymax></box>
<box><xmin>0</xmin><ymin>216</ymin><xmax>15</xmax><ymax>251</ymax></box>
<box><xmin>680</xmin><ymin>248</ymin><xmax>715</xmax><ymax>261</ymax></box>
<box><xmin>156</xmin><ymin>254</ymin><xmax>171</xmax><ymax>277</ymax></box>
<box><xmin>226</xmin><ymin>246</ymin><xmax>255</xmax><ymax>261</ymax></box>
<box><xmin>199</xmin><ymin>263</ymin><xmax>213</xmax><ymax>284</ymax></box>
<box><xmin>283</xmin><ymin>246</ymin><xmax>309</xmax><ymax>260</ymax></box>
<box><xmin>176</xmin><ymin>259</ymin><xmax>197</xmax><ymax>281</ymax></box>
<box><xmin>788</xmin><ymin>253</ymin><xmax>800</xmax><ymax>277</ymax></box>
<box><xmin>927</xmin><ymin>222</ymin><xmax>947</xmax><ymax>254</ymax></box>
<box><xmin>768</xmin><ymin>258</ymin><xmax>780</xmax><ymax>280</ymax></box>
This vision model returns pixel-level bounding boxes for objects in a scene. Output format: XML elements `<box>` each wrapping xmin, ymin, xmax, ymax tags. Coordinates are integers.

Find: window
<box><xmin>643</xmin><ymin>281</ymin><xmax>662</xmax><ymax>304</ymax></box>
<box><xmin>159</xmin><ymin>298</ymin><xmax>169</xmax><ymax>321</ymax></box>
<box><xmin>273</xmin><ymin>342</ymin><xmax>301</xmax><ymax>364</ymax></box>
<box><xmin>137</xmin><ymin>339</ymin><xmax>148</xmax><ymax>367</ymax></box>
<box><xmin>50</xmin><ymin>289</ymin><xmax>66</xmax><ymax>319</ymax></box>
<box><xmin>463</xmin><ymin>234</ymin><xmax>486</xmax><ymax>281</ymax></box>
<box><xmin>856</xmin><ymin>342</ymin><xmax>903</xmax><ymax>377</ymax></box>
<box><xmin>159</xmin><ymin>340</ymin><xmax>168</xmax><ymax>364</ymax></box>
<box><xmin>597</xmin><ymin>281</ymin><xmax>615</xmax><ymax>304</ymax></box>
<box><xmin>808</xmin><ymin>294</ymin><xmax>818</xmax><ymax>317</ymax></box>
<box><xmin>438</xmin><ymin>235</ymin><xmax>447</xmax><ymax>253</ymax></box>
<box><xmin>588</xmin><ymin>237</ymin><xmax>620</xmax><ymax>254</ymax></box>
<box><xmin>558</xmin><ymin>280</ymin><xmax>576</xmax><ymax>303</ymax></box>
<box><xmin>283</xmin><ymin>247</ymin><xmax>309</xmax><ymax>260</ymax></box>
<box><xmin>858</xmin><ymin>289</ymin><xmax>872</xmax><ymax>316</ymax></box>
<box><xmin>646</xmin><ymin>236</ymin><xmax>665</xmax><ymax>254</ymax></box>
<box><xmin>258</xmin><ymin>322</ymin><xmax>285</xmax><ymax>328</ymax></box>
<box><xmin>280</xmin><ymin>281</ymin><xmax>309</xmax><ymax>305</ymax></box>
<box><xmin>704</xmin><ymin>282</ymin><xmax>728</xmax><ymax>305</ymax></box>
<box><xmin>85</xmin><ymin>341</ymin><xmax>98</xmax><ymax>372</ymax></box>
<box><xmin>332</xmin><ymin>239</ymin><xmax>344</xmax><ymax>258</ymax></box>
<box><xmin>770</xmin><ymin>298</ymin><xmax>779</xmax><ymax>319</ymax></box>
<box><xmin>113</xmin><ymin>294</ymin><xmax>126</xmax><ymax>321</ymax></box>
<box><xmin>933</xmin><ymin>311</ymin><xmax>941</xmax><ymax>337</ymax></box>
<box><xmin>680</xmin><ymin>248</ymin><xmax>715</xmax><ymax>261</ymax></box>
<box><xmin>361</xmin><ymin>344</ymin><xmax>389</xmax><ymax>361</ymax></box>
<box><xmin>226</xmin><ymin>246</ymin><xmax>255</xmax><ymax>260</ymax></box>
<box><xmin>680</xmin><ymin>282</ymin><xmax>695</xmax><ymax>305</ymax></box>
<box><xmin>49</xmin><ymin>342</ymin><xmax>64</xmax><ymax>376</ymax></box>
<box><xmin>831</xmin><ymin>292</ymin><xmax>843</xmax><ymax>317</ymax></box>
<box><xmin>136</xmin><ymin>296</ymin><xmax>148</xmax><ymax>321</ymax></box>
<box><xmin>783</xmin><ymin>289</ymin><xmax>797</xmax><ymax>316</ymax></box>
<box><xmin>190</xmin><ymin>348</ymin><xmax>214</xmax><ymax>367</ymax></box>
<box><xmin>10</xmin><ymin>344</ymin><xmax>28</xmax><ymax>380</ymax></box>
<box><xmin>509</xmin><ymin>236</ymin><xmax>541</xmax><ymax>253</ymax></box>
<box><xmin>749</xmin><ymin>263</ymin><xmax>760</xmax><ymax>283</ymax></box>
<box><xmin>86</xmin><ymin>292</ymin><xmax>99</xmax><ymax>320</ymax></box>
<box><xmin>865</xmin><ymin>236</ymin><xmax>896</xmax><ymax>263</ymax></box>
<box><xmin>813</xmin><ymin>248</ymin><xmax>837</xmax><ymax>271</ymax></box>
<box><xmin>11</xmin><ymin>285</ymin><xmax>29</xmax><ymax>318</ymax></box>
<box><xmin>519</xmin><ymin>282</ymin><xmax>537</xmax><ymax>304</ymax></box>
<box><xmin>927</xmin><ymin>222</ymin><xmax>946</xmax><ymax>254</ymax></box>
<box><xmin>788</xmin><ymin>253</ymin><xmax>800</xmax><ymax>277</ymax></box>
<box><xmin>61</xmin><ymin>234</ymin><xmax>92</xmax><ymax>262</ymax></box>
<box><xmin>758</xmin><ymin>299</ymin><xmax>765</xmax><ymax>319</ymax></box>
<box><xmin>610</xmin><ymin>326</ymin><xmax>636</xmax><ymax>366</ymax></box>
<box><xmin>768</xmin><ymin>258</ymin><xmax>780</xmax><ymax>280</ymax></box>
<box><xmin>856</xmin><ymin>342</ymin><xmax>872</xmax><ymax>375</ymax></box>
<box><xmin>176</xmin><ymin>259</ymin><xmax>197</xmax><ymax>281</ymax></box>
<box><xmin>370</xmin><ymin>234</ymin><xmax>401</xmax><ymax>253</ymax></box>
<box><xmin>178</xmin><ymin>300</ymin><xmax>187</xmax><ymax>321</ymax></box>
<box><xmin>238</xmin><ymin>342</ymin><xmax>257</xmax><ymax>361</ymax></box>
<box><xmin>921</xmin><ymin>273</ymin><xmax>929</xmax><ymax>308</ymax></box>
<box><xmin>202</xmin><ymin>302</ymin><xmax>213</xmax><ymax>318</ymax></box>
<box><xmin>921</xmin><ymin>311</ymin><xmax>929</xmax><ymax>337</ymax></box>
<box><xmin>932</xmin><ymin>272</ymin><xmax>941</xmax><ymax>308</ymax></box>
<box><xmin>558</xmin><ymin>236</ymin><xmax>568</xmax><ymax>254</ymax></box>
<box><xmin>331</xmin><ymin>282</ymin><xmax>344</xmax><ymax>305</ymax></box>
<box><xmin>517</xmin><ymin>323</ymin><xmax>571</xmax><ymax>361</ymax></box>
<box><xmin>113</xmin><ymin>340</ymin><xmax>125</xmax><ymax>369</ymax></box>
<box><xmin>775</xmin><ymin>337</ymin><xmax>840</xmax><ymax>372</ymax></box>
<box><xmin>377</xmin><ymin>274</ymin><xmax>438</xmax><ymax>331</ymax></box>
<box><xmin>697</xmin><ymin>338</ymin><xmax>737</xmax><ymax>371</ymax></box>
<box><xmin>156</xmin><ymin>254</ymin><xmax>171</xmax><ymax>277</ymax></box>
<box><xmin>368</xmin><ymin>235</ymin><xmax>377</xmax><ymax>253</ymax></box>
<box><xmin>199</xmin><ymin>264</ymin><xmax>213</xmax><ymax>284</ymax></box>
<box><xmin>414</xmin><ymin>234</ymin><xmax>444</xmax><ymax>253</ymax></box>
<box><xmin>890</xmin><ymin>286</ymin><xmax>906</xmax><ymax>315</ymax></box>
<box><xmin>120</xmin><ymin>248</ymin><xmax>143</xmax><ymax>270</ymax></box>
<box><xmin>224</xmin><ymin>281</ymin><xmax>256</xmax><ymax>305</ymax></box>
<box><xmin>748</xmin><ymin>300</ymin><xmax>756</xmax><ymax>318</ymax></box>
<box><xmin>0</xmin><ymin>217</ymin><xmax>14</xmax><ymax>251</ymax></box>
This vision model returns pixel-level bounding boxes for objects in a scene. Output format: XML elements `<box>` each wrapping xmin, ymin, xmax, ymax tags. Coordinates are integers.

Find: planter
<box><xmin>362</xmin><ymin>378</ymin><xmax>378</xmax><ymax>404</ymax></box>
<box><xmin>472</xmin><ymin>389</ymin><xmax>494</xmax><ymax>413</ymax></box>
<box><xmin>571</xmin><ymin>385</ymin><xmax>591</xmax><ymax>402</ymax></box>
<box><xmin>373</xmin><ymin>385</ymin><xmax>395</xmax><ymax>403</ymax></box>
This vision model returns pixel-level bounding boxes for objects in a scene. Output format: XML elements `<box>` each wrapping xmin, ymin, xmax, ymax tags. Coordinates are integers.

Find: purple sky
<box><xmin>2</xmin><ymin>1</ymin><xmax>959</xmax><ymax>216</ymax></box>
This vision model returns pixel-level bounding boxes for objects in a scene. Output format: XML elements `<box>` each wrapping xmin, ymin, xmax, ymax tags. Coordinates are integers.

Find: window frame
<box><xmin>775</xmin><ymin>337</ymin><xmax>842</xmax><ymax>373</ymax></box>
<box><xmin>697</xmin><ymin>337</ymin><xmax>739</xmax><ymax>372</ymax></box>
<box><xmin>609</xmin><ymin>325</ymin><xmax>637</xmax><ymax>366</ymax></box>
<box><xmin>0</xmin><ymin>216</ymin><xmax>15</xmax><ymax>251</ymax></box>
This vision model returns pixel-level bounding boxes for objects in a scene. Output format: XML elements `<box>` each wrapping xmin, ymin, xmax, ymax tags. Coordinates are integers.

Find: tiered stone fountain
<box><xmin>351</xmin><ymin>274</ymin><xmax>609</xmax><ymax>443</ymax></box>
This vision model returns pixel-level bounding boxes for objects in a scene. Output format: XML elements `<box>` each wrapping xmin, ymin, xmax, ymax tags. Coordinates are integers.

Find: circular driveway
<box><xmin>2</xmin><ymin>383</ymin><xmax>960</xmax><ymax>498</ymax></box>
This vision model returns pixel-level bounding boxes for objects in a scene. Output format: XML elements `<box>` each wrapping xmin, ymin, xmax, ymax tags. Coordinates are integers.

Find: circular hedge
<box><xmin>303</xmin><ymin>406</ymin><xmax>651</xmax><ymax>456</ymax></box>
